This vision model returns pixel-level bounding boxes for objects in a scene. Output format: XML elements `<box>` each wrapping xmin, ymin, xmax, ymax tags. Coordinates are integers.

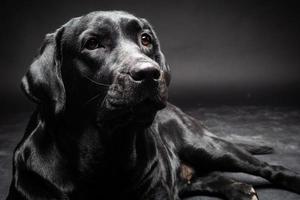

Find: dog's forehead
<box><xmin>89</xmin><ymin>11</ymin><xmax>139</xmax><ymax>24</ymax></box>
<box><xmin>75</xmin><ymin>11</ymin><xmax>143</xmax><ymax>33</ymax></box>
<box><xmin>61</xmin><ymin>11</ymin><xmax>153</xmax><ymax>49</ymax></box>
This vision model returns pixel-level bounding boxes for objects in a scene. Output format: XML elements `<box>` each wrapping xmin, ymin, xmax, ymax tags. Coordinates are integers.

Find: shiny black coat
<box><xmin>7</xmin><ymin>11</ymin><xmax>300</xmax><ymax>200</ymax></box>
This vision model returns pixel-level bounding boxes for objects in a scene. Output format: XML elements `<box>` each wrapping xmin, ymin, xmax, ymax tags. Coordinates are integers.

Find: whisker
<box><xmin>82</xmin><ymin>74</ymin><xmax>110</xmax><ymax>87</ymax></box>
<box><xmin>100</xmin><ymin>94</ymin><xmax>108</xmax><ymax>108</ymax></box>
<box><xmin>83</xmin><ymin>93</ymin><xmax>103</xmax><ymax>107</ymax></box>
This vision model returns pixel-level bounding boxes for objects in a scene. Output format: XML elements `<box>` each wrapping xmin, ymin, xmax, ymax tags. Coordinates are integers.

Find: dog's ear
<box><xmin>156</xmin><ymin>51</ymin><xmax>171</xmax><ymax>86</ymax></box>
<box><xmin>21</xmin><ymin>27</ymin><xmax>65</xmax><ymax>115</ymax></box>
<box><xmin>158</xmin><ymin>52</ymin><xmax>171</xmax><ymax>86</ymax></box>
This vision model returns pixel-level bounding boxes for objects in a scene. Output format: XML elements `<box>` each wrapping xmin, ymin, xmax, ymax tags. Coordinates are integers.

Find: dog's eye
<box><xmin>140</xmin><ymin>33</ymin><xmax>152</xmax><ymax>46</ymax></box>
<box><xmin>84</xmin><ymin>38</ymin><xmax>100</xmax><ymax>50</ymax></box>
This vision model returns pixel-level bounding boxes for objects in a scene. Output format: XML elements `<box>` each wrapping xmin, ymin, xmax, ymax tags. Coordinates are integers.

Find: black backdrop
<box><xmin>1</xmin><ymin>0</ymin><xmax>300</xmax><ymax>114</ymax></box>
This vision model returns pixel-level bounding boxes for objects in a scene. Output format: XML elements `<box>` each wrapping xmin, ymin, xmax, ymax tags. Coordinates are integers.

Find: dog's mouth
<box><xmin>100</xmin><ymin>93</ymin><xmax>167</xmax><ymax>117</ymax></box>
<box><xmin>95</xmin><ymin>73</ymin><xmax>168</xmax><ymax>126</ymax></box>
<box><xmin>96</xmin><ymin>97</ymin><xmax>165</xmax><ymax>127</ymax></box>
<box><xmin>103</xmin><ymin>72</ymin><xmax>168</xmax><ymax>109</ymax></box>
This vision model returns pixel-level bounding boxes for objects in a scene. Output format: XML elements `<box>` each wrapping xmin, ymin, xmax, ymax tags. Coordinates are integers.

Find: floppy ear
<box><xmin>158</xmin><ymin>52</ymin><xmax>171</xmax><ymax>86</ymax></box>
<box><xmin>21</xmin><ymin>27</ymin><xmax>65</xmax><ymax>115</ymax></box>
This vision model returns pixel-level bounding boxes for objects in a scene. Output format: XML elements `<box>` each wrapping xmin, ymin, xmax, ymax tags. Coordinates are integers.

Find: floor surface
<box><xmin>0</xmin><ymin>106</ymin><xmax>300</xmax><ymax>199</ymax></box>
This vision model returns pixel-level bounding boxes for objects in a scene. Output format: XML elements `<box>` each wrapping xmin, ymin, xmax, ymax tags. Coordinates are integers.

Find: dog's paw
<box><xmin>249</xmin><ymin>187</ymin><xmax>259</xmax><ymax>200</ymax></box>
<box><xmin>225</xmin><ymin>183</ymin><xmax>259</xmax><ymax>200</ymax></box>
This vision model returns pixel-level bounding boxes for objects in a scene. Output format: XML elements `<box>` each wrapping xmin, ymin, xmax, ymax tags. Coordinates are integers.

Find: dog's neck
<box><xmin>33</xmin><ymin>107</ymin><xmax>167</xmax><ymax>198</ymax></box>
<box><xmin>55</xmin><ymin>109</ymin><xmax>162</xmax><ymax>190</ymax></box>
<box><xmin>103</xmin><ymin>126</ymin><xmax>159</xmax><ymax>171</ymax></box>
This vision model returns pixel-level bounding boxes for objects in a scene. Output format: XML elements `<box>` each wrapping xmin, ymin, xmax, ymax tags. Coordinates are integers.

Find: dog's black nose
<box><xmin>130</xmin><ymin>63</ymin><xmax>161</xmax><ymax>81</ymax></box>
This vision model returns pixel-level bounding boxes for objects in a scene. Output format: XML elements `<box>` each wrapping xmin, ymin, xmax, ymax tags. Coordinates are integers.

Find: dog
<box><xmin>7</xmin><ymin>11</ymin><xmax>300</xmax><ymax>200</ymax></box>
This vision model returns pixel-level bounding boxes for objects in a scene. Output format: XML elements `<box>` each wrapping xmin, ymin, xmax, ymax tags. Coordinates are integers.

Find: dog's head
<box><xmin>22</xmin><ymin>11</ymin><xmax>170</xmax><ymax>124</ymax></box>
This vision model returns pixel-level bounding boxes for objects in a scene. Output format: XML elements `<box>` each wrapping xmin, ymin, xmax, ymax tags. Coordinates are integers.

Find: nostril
<box><xmin>130</xmin><ymin>65</ymin><xmax>161</xmax><ymax>81</ymax></box>
<box><xmin>130</xmin><ymin>69</ymin><xmax>144</xmax><ymax>81</ymax></box>
<box><xmin>152</xmin><ymin>69</ymin><xmax>161</xmax><ymax>80</ymax></box>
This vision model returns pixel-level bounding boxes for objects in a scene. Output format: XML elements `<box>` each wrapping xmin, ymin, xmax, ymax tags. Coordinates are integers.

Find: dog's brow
<box><xmin>122</xmin><ymin>19</ymin><xmax>143</xmax><ymax>33</ymax></box>
<box><xmin>79</xmin><ymin>25</ymin><xmax>113</xmax><ymax>40</ymax></box>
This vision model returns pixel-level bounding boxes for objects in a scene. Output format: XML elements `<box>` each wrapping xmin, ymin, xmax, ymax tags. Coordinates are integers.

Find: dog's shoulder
<box><xmin>155</xmin><ymin>102</ymin><xmax>184</xmax><ymax>122</ymax></box>
<box><xmin>154</xmin><ymin>102</ymin><xmax>204</xmax><ymax>128</ymax></box>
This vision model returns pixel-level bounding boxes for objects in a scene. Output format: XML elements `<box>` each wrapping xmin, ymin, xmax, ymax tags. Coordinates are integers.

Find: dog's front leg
<box><xmin>181</xmin><ymin>135</ymin><xmax>300</xmax><ymax>194</ymax></box>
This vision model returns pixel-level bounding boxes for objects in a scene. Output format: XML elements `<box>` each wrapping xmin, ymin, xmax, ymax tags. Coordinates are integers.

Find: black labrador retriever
<box><xmin>7</xmin><ymin>11</ymin><xmax>300</xmax><ymax>200</ymax></box>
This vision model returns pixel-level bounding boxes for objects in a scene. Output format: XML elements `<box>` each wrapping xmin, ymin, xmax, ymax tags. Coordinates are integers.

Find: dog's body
<box><xmin>7</xmin><ymin>11</ymin><xmax>300</xmax><ymax>200</ymax></box>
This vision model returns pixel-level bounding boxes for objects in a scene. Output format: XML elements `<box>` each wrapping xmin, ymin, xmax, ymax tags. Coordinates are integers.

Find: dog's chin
<box><xmin>132</xmin><ymin>98</ymin><xmax>166</xmax><ymax>117</ymax></box>
<box><xmin>108</xmin><ymin>95</ymin><xmax>166</xmax><ymax>114</ymax></box>
<box><xmin>96</xmin><ymin>95</ymin><xmax>167</xmax><ymax>127</ymax></box>
<box><xmin>128</xmin><ymin>98</ymin><xmax>164</xmax><ymax>126</ymax></box>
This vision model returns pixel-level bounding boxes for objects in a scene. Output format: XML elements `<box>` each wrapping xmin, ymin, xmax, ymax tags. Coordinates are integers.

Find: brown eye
<box><xmin>141</xmin><ymin>33</ymin><xmax>152</xmax><ymax>46</ymax></box>
<box><xmin>85</xmin><ymin>38</ymin><xmax>99</xmax><ymax>50</ymax></box>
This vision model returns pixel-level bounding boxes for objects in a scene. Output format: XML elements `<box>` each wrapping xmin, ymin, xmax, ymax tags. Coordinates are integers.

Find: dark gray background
<box><xmin>1</xmin><ymin>0</ymin><xmax>300</xmax><ymax>114</ymax></box>
<box><xmin>0</xmin><ymin>1</ymin><xmax>300</xmax><ymax>199</ymax></box>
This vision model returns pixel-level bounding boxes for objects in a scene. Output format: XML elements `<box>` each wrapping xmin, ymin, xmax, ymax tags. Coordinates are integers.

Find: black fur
<box><xmin>7</xmin><ymin>11</ymin><xmax>300</xmax><ymax>200</ymax></box>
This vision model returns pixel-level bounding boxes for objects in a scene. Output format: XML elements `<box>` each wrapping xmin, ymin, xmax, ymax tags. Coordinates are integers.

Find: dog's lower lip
<box><xmin>105</xmin><ymin>97</ymin><xmax>128</xmax><ymax>108</ymax></box>
<box><xmin>108</xmin><ymin>101</ymin><xmax>124</xmax><ymax>108</ymax></box>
